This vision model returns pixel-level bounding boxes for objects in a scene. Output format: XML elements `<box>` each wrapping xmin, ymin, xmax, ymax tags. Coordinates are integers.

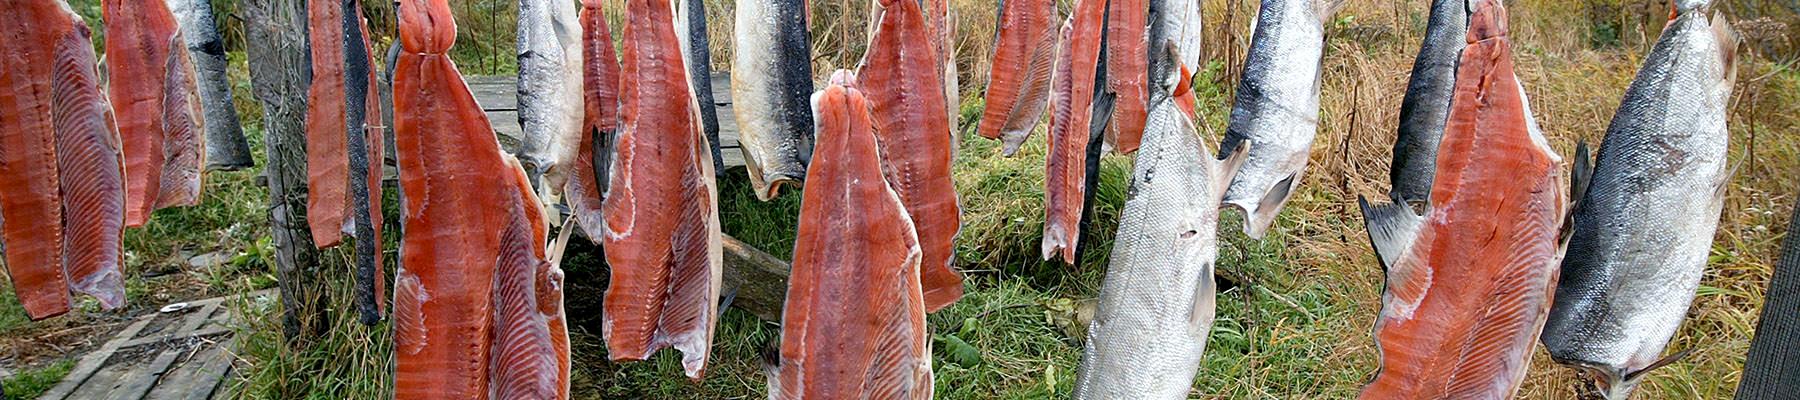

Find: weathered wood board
<box><xmin>466</xmin><ymin>73</ymin><xmax>745</xmax><ymax>169</ymax></box>
<box><xmin>40</xmin><ymin>290</ymin><xmax>272</xmax><ymax>400</ymax></box>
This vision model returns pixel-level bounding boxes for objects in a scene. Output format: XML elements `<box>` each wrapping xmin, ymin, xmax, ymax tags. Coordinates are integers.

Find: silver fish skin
<box><xmin>676</xmin><ymin>0</ymin><xmax>725</xmax><ymax>177</ymax></box>
<box><xmin>516</xmin><ymin>0</ymin><xmax>585</xmax><ymax>203</ymax></box>
<box><xmin>732</xmin><ymin>0</ymin><xmax>815</xmax><ymax>201</ymax></box>
<box><xmin>1148</xmin><ymin>0</ymin><xmax>1203</xmax><ymax>75</ymax></box>
<box><xmin>1540</xmin><ymin>6</ymin><xmax>1737</xmax><ymax>400</ymax></box>
<box><xmin>1386</xmin><ymin>0</ymin><xmax>1468</xmax><ymax>205</ymax></box>
<box><xmin>165</xmin><ymin>0</ymin><xmax>253</xmax><ymax>170</ymax></box>
<box><xmin>1073</xmin><ymin>50</ymin><xmax>1245</xmax><ymax>400</ymax></box>
<box><xmin>1217</xmin><ymin>0</ymin><xmax>1338</xmax><ymax>239</ymax></box>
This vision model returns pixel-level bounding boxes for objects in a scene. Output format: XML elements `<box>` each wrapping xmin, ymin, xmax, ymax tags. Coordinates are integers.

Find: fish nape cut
<box><xmin>861</xmin><ymin>0</ymin><xmax>965</xmax><ymax>312</ymax></box>
<box><xmin>392</xmin><ymin>0</ymin><xmax>569</xmax><ymax>397</ymax></box>
<box><xmin>602</xmin><ymin>0</ymin><xmax>724</xmax><ymax>379</ymax></box>
<box><xmin>1218</xmin><ymin>0</ymin><xmax>1338</xmax><ymax>239</ymax></box>
<box><xmin>1358</xmin><ymin>1</ymin><xmax>1565</xmax><ymax>398</ymax></box>
<box><xmin>1041</xmin><ymin>0</ymin><xmax>1105</xmax><ymax>265</ymax></box>
<box><xmin>1074</xmin><ymin>43</ymin><xmax>1246</xmax><ymax>400</ymax></box>
<box><xmin>770</xmin><ymin>78</ymin><xmax>934</xmax><ymax>400</ymax></box>
<box><xmin>732</xmin><ymin>0</ymin><xmax>815</xmax><ymax>200</ymax></box>
<box><xmin>569</xmin><ymin>0</ymin><xmax>621</xmax><ymax>241</ymax></box>
<box><xmin>1539</xmin><ymin>3</ymin><xmax>1738</xmax><ymax>398</ymax></box>
<box><xmin>109</xmin><ymin>0</ymin><xmax>207</xmax><ymax>228</ymax></box>
<box><xmin>976</xmin><ymin>0</ymin><xmax>1056</xmax><ymax>156</ymax></box>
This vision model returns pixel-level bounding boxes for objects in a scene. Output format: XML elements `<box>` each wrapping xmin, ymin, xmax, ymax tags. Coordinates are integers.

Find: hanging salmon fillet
<box><xmin>1</xmin><ymin>0</ymin><xmax>79</xmax><ymax>320</ymax></box>
<box><xmin>603</xmin><ymin>0</ymin><xmax>724</xmax><ymax>378</ymax></box>
<box><xmin>341</xmin><ymin>0</ymin><xmax>387</xmax><ymax>323</ymax></box>
<box><xmin>770</xmin><ymin>78</ymin><xmax>933</xmax><ymax>400</ymax></box>
<box><xmin>860</xmin><ymin>0</ymin><xmax>965</xmax><ymax>312</ymax></box>
<box><xmin>1041</xmin><ymin>0</ymin><xmax>1106</xmax><ymax>265</ymax></box>
<box><xmin>1101</xmin><ymin>0</ymin><xmax>1148</xmax><ymax>154</ymax></box>
<box><xmin>975</xmin><ymin>0</ymin><xmax>1056</xmax><ymax>156</ymax></box>
<box><xmin>54</xmin><ymin>13</ymin><xmax>129</xmax><ymax>313</ymax></box>
<box><xmin>392</xmin><ymin>0</ymin><xmax>568</xmax><ymax>397</ymax></box>
<box><xmin>107</xmin><ymin>0</ymin><xmax>205</xmax><ymax>227</ymax></box>
<box><xmin>1357</xmin><ymin>1</ymin><xmax>1566</xmax><ymax>398</ymax></box>
<box><xmin>568</xmin><ymin>0</ymin><xmax>621</xmax><ymax>240</ymax></box>
<box><xmin>305</xmin><ymin>0</ymin><xmax>351</xmax><ymax>246</ymax></box>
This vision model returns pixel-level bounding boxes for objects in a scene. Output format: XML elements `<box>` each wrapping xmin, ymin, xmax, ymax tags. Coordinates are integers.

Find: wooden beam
<box><xmin>722</xmin><ymin>235</ymin><xmax>791</xmax><ymax>321</ymax></box>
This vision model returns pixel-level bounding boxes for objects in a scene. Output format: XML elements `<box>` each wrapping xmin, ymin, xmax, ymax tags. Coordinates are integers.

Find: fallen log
<box><xmin>721</xmin><ymin>235</ymin><xmax>790</xmax><ymax>321</ymax></box>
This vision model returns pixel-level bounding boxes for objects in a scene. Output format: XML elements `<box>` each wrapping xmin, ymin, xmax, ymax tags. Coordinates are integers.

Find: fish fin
<box><xmin>1623</xmin><ymin>348</ymin><xmax>1695</xmax><ymax>383</ymax></box>
<box><xmin>1563</xmin><ymin>141</ymin><xmax>1593</xmax><ymax>244</ymax></box>
<box><xmin>1212</xmin><ymin>141</ymin><xmax>1250</xmax><ymax>198</ymax></box>
<box><xmin>760</xmin><ymin>336</ymin><xmax>783</xmax><ymax>398</ymax></box>
<box><xmin>1188</xmin><ymin>262</ymin><xmax>1219</xmax><ymax>337</ymax></box>
<box><xmin>1317</xmin><ymin>0</ymin><xmax>1347</xmax><ymax>23</ymax></box>
<box><xmin>1359</xmin><ymin>196</ymin><xmax>1424</xmax><ymax>274</ymax></box>
<box><xmin>1712</xmin><ymin>12</ymin><xmax>1739</xmax><ymax>87</ymax></box>
<box><xmin>1243</xmin><ymin>172</ymin><xmax>1300</xmax><ymax>239</ymax></box>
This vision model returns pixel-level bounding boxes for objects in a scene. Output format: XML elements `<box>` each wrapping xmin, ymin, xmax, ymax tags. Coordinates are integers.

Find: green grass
<box><xmin>3</xmin><ymin>359</ymin><xmax>74</xmax><ymax>400</ymax></box>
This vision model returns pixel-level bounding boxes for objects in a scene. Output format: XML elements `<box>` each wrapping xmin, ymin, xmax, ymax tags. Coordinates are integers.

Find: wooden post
<box><xmin>243</xmin><ymin>0</ymin><xmax>326</xmax><ymax>341</ymax></box>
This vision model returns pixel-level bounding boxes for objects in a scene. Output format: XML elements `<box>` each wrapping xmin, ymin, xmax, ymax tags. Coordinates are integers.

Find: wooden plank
<box><xmin>40</xmin><ymin>317</ymin><xmax>155</xmax><ymax>400</ymax></box>
<box><xmin>143</xmin><ymin>338</ymin><xmax>237</xmax><ymax>400</ymax></box>
<box><xmin>465</xmin><ymin>73</ymin><xmax>732</xmax><ymax>113</ymax></box>
<box><xmin>104</xmin><ymin>350</ymin><xmax>181</xmax><ymax>400</ymax></box>
<box><xmin>465</xmin><ymin>75</ymin><xmax>517</xmax><ymax>111</ymax></box>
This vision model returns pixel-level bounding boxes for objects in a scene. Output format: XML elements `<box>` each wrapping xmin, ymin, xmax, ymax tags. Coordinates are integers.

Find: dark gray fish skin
<box><xmin>1387</xmin><ymin>0</ymin><xmax>1468</xmax><ymax>205</ymax></box>
<box><xmin>1737</xmin><ymin>189</ymin><xmax>1800</xmax><ymax>399</ymax></box>
<box><xmin>342</xmin><ymin>0</ymin><xmax>382</xmax><ymax>325</ymax></box>
<box><xmin>1216</xmin><ymin>0</ymin><xmax>1336</xmax><ymax>240</ymax></box>
<box><xmin>1540</xmin><ymin>7</ymin><xmax>1736</xmax><ymax>399</ymax></box>
<box><xmin>165</xmin><ymin>0</ymin><xmax>254</xmax><ymax>170</ymax></box>
<box><xmin>678</xmin><ymin>0</ymin><xmax>725</xmax><ymax>178</ymax></box>
<box><xmin>731</xmin><ymin>0</ymin><xmax>815</xmax><ymax>200</ymax></box>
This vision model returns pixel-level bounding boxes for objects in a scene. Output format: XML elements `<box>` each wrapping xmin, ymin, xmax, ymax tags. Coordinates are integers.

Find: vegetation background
<box><xmin>2</xmin><ymin>0</ymin><xmax>1797</xmax><ymax>398</ymax></box>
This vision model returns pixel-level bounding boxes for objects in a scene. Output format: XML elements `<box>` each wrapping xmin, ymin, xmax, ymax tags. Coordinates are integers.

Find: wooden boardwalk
<box><xmin>39</xmin><ymin>290</ymin><xmax>272</xmax><ymax>400</ymax></box>
<box><xmin>464</xmin><ymin>73</ymin><xmax>746</xmax><ymax>168</ymax></box>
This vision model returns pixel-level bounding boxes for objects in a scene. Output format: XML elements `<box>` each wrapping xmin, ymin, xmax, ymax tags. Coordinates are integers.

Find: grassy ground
<box><xmin>2</xmin><ymin>0</ymin><xmax>1796</xmax><ymax>399</ymax></box>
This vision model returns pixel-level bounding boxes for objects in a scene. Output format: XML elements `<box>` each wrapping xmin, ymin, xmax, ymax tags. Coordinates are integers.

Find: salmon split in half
<box><xmin>769</xmin><ymin>78</ymin><xmax>934</xmax><ymax>400</ymax></box>
<box><xmin>392</xmin><ymin>0</ymin><xmax>569</xmax><ymax>396</ymax></box>
<box><xmin>860</xmin><ymin>0</ymin><xmax>965</xmax><ymax>312</ymax></box>
<box><xmin>1041</xmin><ymin>0</ymin><xmax>1106</xmax><ymax>265</ymax></box>
<box><xmin>602</xmin><ymin>0</ymin><xmax>724</xmax><ymax>379</ymax></box>
<box><xmin>1</xmin><ymin>0</ymin><xmax>128</xmax><ymax>319</ymax></box>
<box><xmin>975</xmin><ymin>0</ymin><xmax>1057</xmax><ymax>156</ymax></box>
<box><xmin>1358</xmin><ymin>1</ymin><xmax>1566</xmax><ymax>398</ymax></box>
<box><xmin>568</xmin><ymin>0</ymin><xmax>621</xmax><ymax>241</ymax></box>
<box><xmin>108</xmin><ymin>0</ymin><xmax>206</xmax><ymax>227</ymax></box>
